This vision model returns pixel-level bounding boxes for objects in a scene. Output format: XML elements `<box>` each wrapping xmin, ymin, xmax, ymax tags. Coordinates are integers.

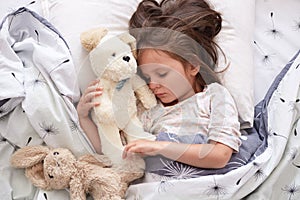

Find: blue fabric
<box><xmin>116</xmin><ymin>78</ymin><xmax>129</xmax><ymax>91</ymax></box>
<box><xmin>145</xmin><ymin>126</ymin><xmax>267</xmax><ymax>177</ymax></box>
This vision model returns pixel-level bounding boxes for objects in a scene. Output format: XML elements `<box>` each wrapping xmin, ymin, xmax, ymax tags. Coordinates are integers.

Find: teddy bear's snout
<box><xmin>123</xmin><ymin>56</ymin><xmax>130</xmax><ymax>62</ymax></box>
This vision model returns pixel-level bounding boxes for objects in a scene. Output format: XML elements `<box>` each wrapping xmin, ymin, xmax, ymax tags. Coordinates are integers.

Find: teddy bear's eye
<box><xmin>112</xmin><ymin>53</ymin><xmax>116</xmax><ymax>57</ymax></box>
<box><xmin>48</xmin><ymin>174</ymin><xmax>54</xmax><ymax>179</ymax></box>
<box><xmin>53</xmin><ymin>152</ymin><xmax>59</xmax><ymax>155</ymax></box>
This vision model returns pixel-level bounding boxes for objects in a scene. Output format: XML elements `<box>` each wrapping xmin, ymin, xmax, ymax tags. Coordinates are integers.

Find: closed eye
<box><xmin>157</xmin><ymin>72</ymin><xmax>168</xmax><ymax>78</ymax></box>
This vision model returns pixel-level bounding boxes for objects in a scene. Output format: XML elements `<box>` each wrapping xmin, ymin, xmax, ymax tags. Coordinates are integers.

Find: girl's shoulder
<box><xmin>203</xmin><ymin>82</ymin><xmax>230</xmax><ymax>95</ymax></box>
<box><xmin>204</xmin><ymin>83</ymin><xmax>236</xmax><ymax>106</ymax></box>
<box><xmin>201</xmin><ymin>82</ymin><xmax>235</xmax><ymax>102</ymax></box>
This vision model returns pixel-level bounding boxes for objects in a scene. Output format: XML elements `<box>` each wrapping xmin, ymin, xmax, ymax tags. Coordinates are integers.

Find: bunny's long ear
<box><xmin>10</xmin><ymin>145</ymin><xmax>50</xmax><ymax>168</ymax></box>
<box><xmin>25</xmin><ymin>162</ymin><xmax>50</xmax><ymax>190</ymax></box>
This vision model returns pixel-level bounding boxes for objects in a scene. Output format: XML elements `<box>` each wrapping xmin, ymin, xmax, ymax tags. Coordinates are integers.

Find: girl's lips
<box><xmin>155</xmin><ymin>93</ymin><xmax>167</xmax><ymax>98</ymax></box>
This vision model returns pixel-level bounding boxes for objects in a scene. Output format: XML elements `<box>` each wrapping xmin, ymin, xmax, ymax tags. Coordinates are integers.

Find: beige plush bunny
<box><xmin>10</xmin><ymin>145</ymin><xmax>143</xmax><ymax>200</ymax></box>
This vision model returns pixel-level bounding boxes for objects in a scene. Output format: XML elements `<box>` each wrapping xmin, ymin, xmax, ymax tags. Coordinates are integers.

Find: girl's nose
<box><xmin>148</xmin><ymin>81</ymin><xmax>160</xmax><ymax>90</ymax></box>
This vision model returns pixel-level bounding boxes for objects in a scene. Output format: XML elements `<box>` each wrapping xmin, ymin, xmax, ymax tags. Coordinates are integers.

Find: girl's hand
<box><xmin>122</xmin><ymin>139</ymin><xmax>170</xmax><ymax>158</ymax></box>
<box><xmin>77</xmin><ymin>79</ymin><xmax>102</xmax><ymax>118</ymax></box>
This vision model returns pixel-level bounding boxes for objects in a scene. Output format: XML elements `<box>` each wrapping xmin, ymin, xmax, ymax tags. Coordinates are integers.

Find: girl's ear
<box><xmin>189</xmin><ymin>64</ymin><xmax>200</xmax><ymax>76</ymax></box>
<box><xmin>10</xmin><ymin>146</ymin><xmax>50</xmax><ymax>168</ymax></box>
<box><xmin>188</xmin><ymin>54</ymin><xmax>201</xmax><ymax>76</ymax></box>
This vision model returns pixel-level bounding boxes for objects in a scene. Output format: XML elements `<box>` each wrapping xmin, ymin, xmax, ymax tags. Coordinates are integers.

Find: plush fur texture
<box><xmin>10</xmin><ymin>145</ymin><xmax>138</xmax><ymax>200</ymax></box>
<box><xmin>80</xmin><ymin>28</ymin><xmax>157</xmax><ymax>167</ymax></box>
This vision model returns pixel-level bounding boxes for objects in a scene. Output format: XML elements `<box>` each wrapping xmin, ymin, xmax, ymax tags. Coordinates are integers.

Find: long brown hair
<box><xmin>129</xmin><ymin>0</ymin><xmax>224</xmax><ymax>88</ymax></box>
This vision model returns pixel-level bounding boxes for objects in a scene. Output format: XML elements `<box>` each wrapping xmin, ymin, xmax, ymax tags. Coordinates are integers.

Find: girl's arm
<box><xmin>78</xmin><ymin>116</ymin><xmax>102</xmax><ymax>154</ymax></box>
<box><xmin>123</xmin><ymin>140</ymin><xmax>233</xmax><ymax>169</ymax></box>
<box><xmin>160</xmin><ymin>141</ymin><xmax>233</xmax><ymax>168</ymax></box>
<box><xmin>77</xmin><ymin>80</ymin><xmax>102</xmax><ymax>154</ymax></box>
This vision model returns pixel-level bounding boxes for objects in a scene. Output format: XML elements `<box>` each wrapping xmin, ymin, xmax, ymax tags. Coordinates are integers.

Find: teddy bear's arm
<box><xmin>132</xmin><ymin>74</ymin><xmax>157</xmax><ymax>109</ymax></box>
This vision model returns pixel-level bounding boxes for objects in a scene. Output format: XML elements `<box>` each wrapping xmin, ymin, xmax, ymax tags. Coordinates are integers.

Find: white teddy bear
<box><xmin>80</xmin><ymin>28</ymin><xmax>157</xmax><ymax>167</ymax></box>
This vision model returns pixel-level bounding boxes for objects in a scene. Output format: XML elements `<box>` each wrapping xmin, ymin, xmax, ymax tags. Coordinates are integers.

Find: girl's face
<box><xmin>138</xmin><ymin>49</ymin><xmax>199</xmax><ymax>105</ymax></box>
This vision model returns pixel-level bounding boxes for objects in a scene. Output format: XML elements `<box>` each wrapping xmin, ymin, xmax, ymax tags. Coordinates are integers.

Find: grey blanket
<box><xmin>0</xmin><ymin>7</ymin><xmax>94</xmax><ymax>199</ymax></box>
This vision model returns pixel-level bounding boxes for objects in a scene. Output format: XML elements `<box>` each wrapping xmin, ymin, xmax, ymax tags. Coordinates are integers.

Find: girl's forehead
<box><xmin>139</xmin><ymin>63</ymin><xmax>171</xmax><ymax>73</ymax></box>
<box><xmin>138</xmin><ymin>50</ymin><xmax>183</xmax><ymax>68</ymax></box>
<box><xmin>138</xmin><ymin>49</ymin><xmax>173</xmax><ymax>63</ymax></box>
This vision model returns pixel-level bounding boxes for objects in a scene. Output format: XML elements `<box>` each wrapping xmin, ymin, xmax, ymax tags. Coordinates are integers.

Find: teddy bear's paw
<box><xmin>136</xmin><ymin>88</ymin><xmax>157</xmax><ymax>109</ymax></box>
<box><xmin>142</xmin><ymin>97</ymin><xmax>157</xmax><ymax>109</ymax></box>
<box><xmin>113</xmin><ymin>154</ymin><xmax>145</xmax><ymax>183</ymax></box>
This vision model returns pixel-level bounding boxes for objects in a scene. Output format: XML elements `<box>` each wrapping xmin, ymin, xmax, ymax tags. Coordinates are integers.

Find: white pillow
<box><xmin>209</xmin><ymin>0</ymin><xmax>255</xmax><ymax>129</ymax></box>
<box><xmin>42</xmin><ymin>0</ymin><xmax>255</xmax><ymax>129</ymax></box>
<box><xmin>41</xmin><ymin>0</ymin><xmax>143</xmax><ymax>93</ymax></box>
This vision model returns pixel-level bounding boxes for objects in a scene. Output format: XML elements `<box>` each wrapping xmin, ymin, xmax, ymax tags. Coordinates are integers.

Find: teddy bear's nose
<box><xmin>123</xmin><ymin>56</ymin><xmax>130</xmax><ymax>62</ymax></box>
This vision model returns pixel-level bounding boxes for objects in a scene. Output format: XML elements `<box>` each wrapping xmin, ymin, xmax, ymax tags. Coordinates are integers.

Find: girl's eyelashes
<box><xmin>143</xmin><ymin>72</ymin><xmax>167</xmax><ymax>83</ymax></box>
<box><xmin>157</xmin><ymin>72</ymin><xmax>168</xmax><ymax>77</ymax></box>
<box><xmin>140</xmin><ymin>68</ymin><xmax>169</xmax><ymax>83</ymax></box>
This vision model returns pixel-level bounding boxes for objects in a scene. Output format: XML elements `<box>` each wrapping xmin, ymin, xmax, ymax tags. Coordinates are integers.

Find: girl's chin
<box><xmin>161</xmin><ymin>99</ymin><xmax>178</xmax><ymax>106</ymax></box>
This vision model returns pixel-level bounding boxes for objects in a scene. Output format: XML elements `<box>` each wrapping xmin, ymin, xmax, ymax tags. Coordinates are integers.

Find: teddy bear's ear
<box><xmin>118</xmin><ymin>33</ymin><xmax>137</xmax><ymax>58</ymax></box>
<box><xmin>80</xmin><ymin>27</ymin><xmax>108</xmax><ymax>52</ymax></box>
<box><xmin>10</xmin><ymin>145</ymin><xmax>50</xmax><ymax>168</ymax></box>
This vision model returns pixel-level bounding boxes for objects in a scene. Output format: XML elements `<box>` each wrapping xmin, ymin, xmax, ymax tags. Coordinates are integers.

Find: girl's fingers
<box><xmin>83</xmin><ymin>80</ymin><xmax>102</xmax><ymax>96</ymax></box>
<box><xmin>83</xmin><ymin>91</ymin><xmax>102</xmax><ymax>103</ymax></box>
<box><xmin>77</xmin><ymin>80</ymin><xmax>102</xmax><ymax>117</ymax></box>
<box><xmin>84</xmin><ymin>85</ymin><xmax>103</xmax><ymax>96</ymax></box>
<box><xmin>88</xmin><ymin>79</ymin><xmax>100</xmax><ymax>86</ymax></box>
<box><xmin>86</xmin><ymin>101</ymin><xmax>99</xmax><ymax>109</ymax></box>
<box><xmin>123</xmin><ymin>143</ymin><xmax>135</xmax><ymax>158</ymax></box>
<box><xmin>123</xmin><ymin>142</ymin><xmax>145</xmax><ymax>159</ymax></box>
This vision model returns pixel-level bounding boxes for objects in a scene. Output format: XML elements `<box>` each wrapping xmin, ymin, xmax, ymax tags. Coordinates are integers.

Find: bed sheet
<box><xmin>0</xmin><ymin>0</ymin><xmax>43</xmax><ymax>19</ymax></box>
<box><xmin>253</xmin><ymin>0</ymin><xmax>300</xmax><ymax>105</ymax></box>
<box><xmin>125</xmin><ymin>50</ymin><xmax>300</xmax><ymax>199</ymax></box>
<box><xmin>0</xmin><ymin>4</ymin><xmax>94</xmax><ymax>200</ymax></box>
<box><xmin>0</xmin><ymin>0</ymin><xmax>299</xmax><ymax>200</ymax></box>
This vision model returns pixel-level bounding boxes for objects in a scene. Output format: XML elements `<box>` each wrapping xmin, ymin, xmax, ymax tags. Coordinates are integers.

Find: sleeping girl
<box><xmin>77</xmin><ymin>0</ymin><xmax>241</xmax><ymax>182</ymax></box>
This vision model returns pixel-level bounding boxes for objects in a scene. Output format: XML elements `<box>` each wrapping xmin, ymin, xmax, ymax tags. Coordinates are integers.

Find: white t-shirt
<box><xmin>140</xmin><ymin>83</ymin><xmax>242</xmax><ymax>152</ymax></box>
